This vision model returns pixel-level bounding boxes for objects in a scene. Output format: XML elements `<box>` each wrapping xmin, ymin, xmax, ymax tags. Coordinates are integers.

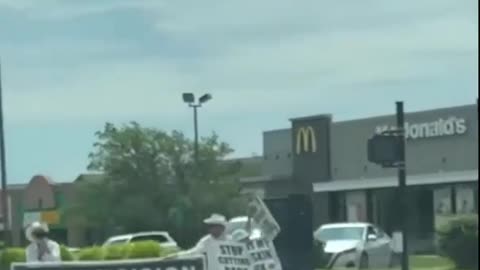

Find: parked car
<box><xmin>226</xmin><ymin>216</ymin><xmax>262</xmax><ymax>239</ymax></box>
<box><xmin>66</xmin><ymin>247</ymin><xmax>80</xmax><ymax>253</ymax></box>
<box><xmin>103</xmin><ymin>231</ymin><xmax>178</xmax><ymax>249</ymax></box>
<box><xmin>314</xmin><ymin>223</ymin><xmax>393</xmax><ymax>269</ymax></box>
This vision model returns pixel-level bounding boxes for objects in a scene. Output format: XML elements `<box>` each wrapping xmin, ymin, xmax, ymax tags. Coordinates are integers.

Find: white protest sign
<box><xmin>247</xmin><ymin>238</ymin><xmax>282</xmax><ymax>270</ymax></box>
<box><xmin>206</xmin><ymin>240</ymin><xmax>251</xmax><ymax>270</ymax></box>
<box><xmin>11</xmin><ymin>256</ymin><xmax>205</xmax><ymax>270</ymax></box>
<box><xmin>247</xmin><ymin>196</ymin><xmax>280</xmax><ymax>241</ymax></box>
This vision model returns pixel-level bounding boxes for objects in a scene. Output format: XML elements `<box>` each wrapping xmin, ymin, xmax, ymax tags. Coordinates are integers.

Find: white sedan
<box><xmin>226</xmin><ymin>216</ymin><xmax>262</xmax><ymax>239</ymax></box>
<box><xmin>314</xmin><ymin>223</ymin><xmax>393</xmax><ymax>269</ymax></box>
<box><xmin>103</xmin><ymin>231</ymin><xmax>179</xmax><ymax>250</ymax></box>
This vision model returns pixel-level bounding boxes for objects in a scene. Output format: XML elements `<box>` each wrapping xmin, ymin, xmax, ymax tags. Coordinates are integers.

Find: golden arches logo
<box><xmin>296</xmin><ymin>126</ymin><xmax>317</xmax><ymax>154</ymax></box>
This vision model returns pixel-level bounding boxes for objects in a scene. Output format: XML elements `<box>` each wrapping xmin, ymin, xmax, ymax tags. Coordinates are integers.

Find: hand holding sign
<box><xmin>247</xmin><ymin>196</ymin><xmax>280</xmax><ymax>241</ymax></box>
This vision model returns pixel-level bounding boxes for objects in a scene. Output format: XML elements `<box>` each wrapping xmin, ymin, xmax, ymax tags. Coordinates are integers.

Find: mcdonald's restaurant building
<box><xmin>240</xmin><ymin>103</ymin><xmax>478</xmax><ymax>253</ymax></box>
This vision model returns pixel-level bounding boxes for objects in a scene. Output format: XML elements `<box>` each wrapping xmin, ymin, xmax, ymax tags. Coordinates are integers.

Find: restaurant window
<box><xmin>455</xmin><ymin>185</ymin><xmax>476</xmax><ymax>214</ymax></box>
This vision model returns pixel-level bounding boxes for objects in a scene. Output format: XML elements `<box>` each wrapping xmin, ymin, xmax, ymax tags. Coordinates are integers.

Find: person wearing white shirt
<box><xmin>25</xmin><ymin>221</ymin><xmax>61</xmax><ymax>263</ymax></box>
<box><xmin>176</xmin><ymin>213</ymin><xmax>229</xmax><ymax>257</ymax></box>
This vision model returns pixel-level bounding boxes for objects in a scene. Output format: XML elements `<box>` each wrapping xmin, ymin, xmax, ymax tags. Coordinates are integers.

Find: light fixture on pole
<box><xmin>182</xmin><ymin>93</ymin><xmax>212</xmax><ymax>163</ymax></box>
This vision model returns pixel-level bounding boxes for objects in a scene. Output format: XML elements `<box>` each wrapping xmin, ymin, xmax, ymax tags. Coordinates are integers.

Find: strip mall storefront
<box><xmin>241</xmin><ymin>104</ymin><xmax>478</xmax><ymax>253</ymax></box>
<box><xmin>2</xmin><ymin>175</ymin><xmax>85</xmax><ymax>247</ymax></box>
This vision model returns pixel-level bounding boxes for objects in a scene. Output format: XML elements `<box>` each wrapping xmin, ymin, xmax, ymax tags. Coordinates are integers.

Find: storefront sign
<box><xmin>23</xmin><ymin>210</ymin><xmax>60</xmax><ymax>227</ymax></box>
<box><xmin>11</xmin><ymin>256</ymin><xmax>204</xmax><ymax>270</ymax></box>
<box><xmin>41</xmin><ymin>210</ymin><xmax>60</xmax><ymax>224</ymax></box>
<box><xmin>375</xmin><ymin>117</ymin><xmax>467</xmax><ymax>140</ymax></box>
<box><xmin>247</xmin><ymin>196</ymin><xmax>281</xmax><ymax>241</ymax></box>
<box><xmin>247</xmin><ymin>238</ymin><xmax>282</xmax><ymax>270</ymax></box>
<box><xmin>207</xmin><ymin>240</ymin><xmax>251</xmax><ymax>270</ymax></box>
<box><xmin>296</xmin><ymin>126</ymin><xmax>317</xmax><ymax>154</ymax></box>
<box><xmin>23</xmin><ymin>212</ymin><xmax>41</xmax><ymax>227</ymax></box>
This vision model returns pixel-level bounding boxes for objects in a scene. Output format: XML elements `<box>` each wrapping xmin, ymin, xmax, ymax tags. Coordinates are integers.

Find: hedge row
<box><xmin>0</xmin><ymin>241</ymin><xmax>179</xmax><ymax>269</ymax></box>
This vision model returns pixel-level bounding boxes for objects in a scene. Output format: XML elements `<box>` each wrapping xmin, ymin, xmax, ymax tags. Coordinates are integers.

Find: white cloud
<box><xmin>1</xmin><ymin>0</ymin><xmax>477</xmax><ymax>125</ymax></box>
<box><xmin>0</xmin><ymin>0</ymin><xmax>165</xmax><ymax>20</ymax></box>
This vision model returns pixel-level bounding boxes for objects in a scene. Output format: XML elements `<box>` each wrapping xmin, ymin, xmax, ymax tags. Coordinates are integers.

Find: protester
<box><xmin>25</xmin><ymin>221</ymin><xmax>61</xmax><ymax>263</ymax></box>
<box><xmin>176</xmin><ymin>213</ymin><xmax>229</xmax><ymax>257</ymax></box>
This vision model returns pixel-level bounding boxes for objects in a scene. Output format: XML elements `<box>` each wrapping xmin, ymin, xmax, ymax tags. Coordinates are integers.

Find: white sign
<box><xmin>207</xmin><ymin>240</ymin><xmax>251</xmax><ymax>270</ymax></box>
<box><xmin>23</xmin><ymin>212</ymin><xmax>41</xmax><ymax>228</ymax></box>
<box><xmin>247</xmin><ymin>239</ymin><xmax>282</xmax><ymax>270</ymax></box>
<box><xmin>375</xmin><ymin>116</ymin><xmax>467</xmax><ymax>140</ymax></box>
<box><xmin>12</xmin><ymin>256</ymin><xmax>205</xmax><ymax>270</ymax></box>
<box><xmin>247</xmin><ymin>196</ymin><xmax>280</xmax><ymax>241</ymax></box>
<box><xmin>392</xmin><ymin>231</ymin><xmax>403</xmax><ymax>253</ymax></box>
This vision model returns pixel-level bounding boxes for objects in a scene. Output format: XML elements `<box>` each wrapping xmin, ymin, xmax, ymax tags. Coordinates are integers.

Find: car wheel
<box><xmin>358</xmin><ymin>253</ymin><xmax>369</xmax><ymax>270</ymax></box>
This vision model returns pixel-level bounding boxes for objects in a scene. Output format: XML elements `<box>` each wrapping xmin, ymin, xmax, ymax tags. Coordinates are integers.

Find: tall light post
<box><xmin>0</xmin><ymin>62</ymin><xmax>10</xmax><ymax>246</ymax></box>
<box><xmin>182</xmin><ymin>93</ymin><xmax>212</xmax><ymax>163</ymax></box>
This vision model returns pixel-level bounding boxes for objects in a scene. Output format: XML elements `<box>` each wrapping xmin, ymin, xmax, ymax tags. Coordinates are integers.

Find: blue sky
<box><xmin>0</xmin><ymin>0</ymin><xmax>478</xmax><ymax>183</ymax></box>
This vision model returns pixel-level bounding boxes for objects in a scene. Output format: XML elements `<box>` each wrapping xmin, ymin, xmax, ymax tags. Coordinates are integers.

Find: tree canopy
<box><xmin>71</xmin><ymin>122</ymin><xmax>247</xmax><ymax>247</ymax></box>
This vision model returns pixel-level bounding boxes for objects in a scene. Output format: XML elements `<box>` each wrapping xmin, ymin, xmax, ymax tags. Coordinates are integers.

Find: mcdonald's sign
<box><xmin>296</xmin><ymin>126</ymin><xmax>317</xmax><ymax>154</ymax></box>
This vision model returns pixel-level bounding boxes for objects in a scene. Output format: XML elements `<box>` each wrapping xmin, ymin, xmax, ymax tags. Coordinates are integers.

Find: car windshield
<box><xmin>226</xmin><ymin>219</ymin><xmax>263</xmax><ymax>239</ymax></box>
<box><xmin>105</xmin><ymin>238</ymin><xmax>128</xmax><ymax>246</ymax></box>
<box><xmin>317</xmin><ymin>227</ymin><xmax>365</xmax><ymax>241</ymax></box>
<box><xmin>225</xmin><ymin>220</ymin><xmax>248</xmax><ymax>235</ymax></box>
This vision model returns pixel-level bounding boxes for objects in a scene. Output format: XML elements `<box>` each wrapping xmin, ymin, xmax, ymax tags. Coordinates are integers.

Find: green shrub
<box><xmin>437</xmin><ymin>216</ymin><xmax>478</xmax><ymax>270</ymax></box>
<box><xmin>127</xmin><ymin>241</ymin><xmax>161</xmax><ymax>259</ymax></box>
<box><xmin>60</xmin><ymin>246</ymin><xmax>75</xmax><ymax>261</ymax></box>
<box><xmin>76</xmin><ymin>246</ymin><xmax>104</xmax><ymax>261</ymax></box>
<box><xmin>0</xmin><ymin>248</ymin><xmax>26</xmax><ymax>269</ymax></box>
<box><xmin>104</xmin><ymin>244</ymin><xmax>131</xmax><ymax>261</ymax></box>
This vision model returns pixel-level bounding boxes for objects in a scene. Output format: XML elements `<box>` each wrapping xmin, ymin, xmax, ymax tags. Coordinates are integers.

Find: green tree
<box><xmin>72</xmin><ymin>122</ymin><xmax>245</xmax><ymax>247</ymax></box>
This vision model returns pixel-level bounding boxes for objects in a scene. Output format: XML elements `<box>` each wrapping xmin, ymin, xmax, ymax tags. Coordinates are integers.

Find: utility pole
<box><xmin>0</xmin><ymin>62</ymin><xmax>11</xmax><ymax>246</ymax></box>
<box><xmin>396</xmin><ymin>101</ymin><xmax>409</xmax><ymax>270</ymax></box>
<box><xmin>193</xmin><ymin>105</ymin><xmax>199</xmax><ymax>163</ymax></box>
<box><xmin>367</xmin><ymin>101</ymin><xmax>409</xmax><ymax>270</ymax></box>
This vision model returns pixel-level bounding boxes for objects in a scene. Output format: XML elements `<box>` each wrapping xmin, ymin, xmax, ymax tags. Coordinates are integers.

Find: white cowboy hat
<box><xmin>232</xmin><ymin>229</ymin><xmax>250</xmax><ymax>241</ymax></box>
<box><xmin>203</xmin><ymin>213</ymin><xmax>227</xmax><ymax>226</ymax></box>
<box><xmin>25</xmin><ymin>221</ymin><xmax>49</xmax><ymax>242</ymax></box>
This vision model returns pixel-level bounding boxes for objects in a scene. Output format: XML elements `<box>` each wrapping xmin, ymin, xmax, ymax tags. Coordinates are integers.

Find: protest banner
<box><xmin>206</xmin><ymin>240</ymin><xmax>251</xmax><ymax>270</ymax></box>
<box><xmin>247</xmin><ymin>239</ymin><xmax>282</xmax><ymax>270</ymax></box>
<box><xmin>247</xmin><ymin>196</ymin><xmax>280</xmax><ymax>241</ymax></box>
<box><xmin>11</xmin><ymin>256</ymin><xmax>204</xmax><ymax>270</ymax></box>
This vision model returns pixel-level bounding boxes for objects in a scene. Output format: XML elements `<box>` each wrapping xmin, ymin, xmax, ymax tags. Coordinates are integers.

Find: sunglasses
<box><xmin>32</xmin><ymin>231</ymin><xmax>48</xmax><ymax>238</ymax></box>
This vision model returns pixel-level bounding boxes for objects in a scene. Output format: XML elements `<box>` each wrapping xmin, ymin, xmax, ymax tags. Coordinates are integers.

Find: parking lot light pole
<box><xmin>0</xmin><ymin>62</ymin><xmax>11</xmax><ymax>246</ymax></box>
<box><xmin>182</xmin><ymin>93</ymin><xmax>212</xmax><ymax>164</ymax></box>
